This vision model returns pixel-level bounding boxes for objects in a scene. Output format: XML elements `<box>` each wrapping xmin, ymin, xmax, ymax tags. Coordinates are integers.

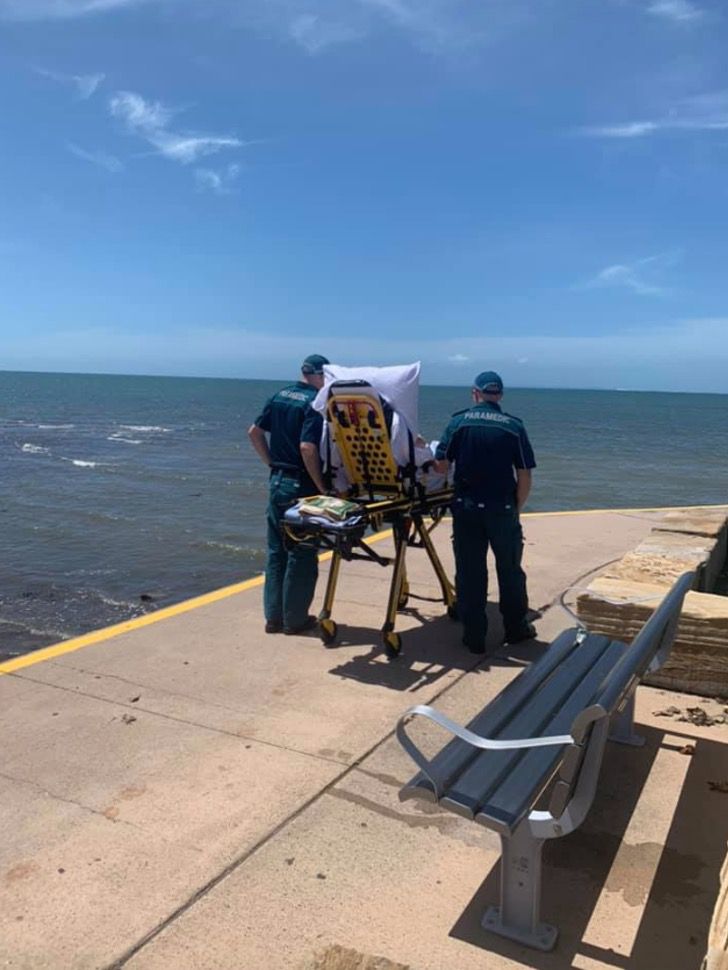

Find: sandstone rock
<box><xmin>654</xmin><ymin>509</ymin><xmax>728</xmax><ymax>539</ymax></box>
<box><xmin>603</xmin><ymin>530</ymin><xmax>722</xmax><ymax>592</ymax></box>
<box><xmin>577</xmin><ymin>577</ymin><xmax>728</xmax><ymax>699</ymax></box>
<box><xmin>653</xmin><ymin>510</ymin><xmax>727</xmax><ymax>579</ymax></box>
<box><xmin>705</xmin><ymin>844</ymin><xmax>728</xmax><ymax>970</ymax></box>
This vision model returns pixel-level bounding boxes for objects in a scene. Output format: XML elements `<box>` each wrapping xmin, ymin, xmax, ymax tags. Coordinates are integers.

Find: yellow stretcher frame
<box><xmin>284</xmin><ymin>382</ymin><xmax>456</xmax><ymax>659</ymax></box>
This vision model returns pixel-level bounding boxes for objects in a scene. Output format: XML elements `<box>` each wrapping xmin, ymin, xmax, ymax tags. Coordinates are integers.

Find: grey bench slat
<box><xmin>475</xmin><ymin>639</ymin><xmax>627</xmax><ymax>833</ymax></box>
<box><xmin>439</xmin><ymin>633</ymin><xmax>612</xmax><ymax>821</ymax></box>
<box><xmin>399</xmin><ymin>628</ymin><xmax>594</xmax><ymax>804</ymax></box>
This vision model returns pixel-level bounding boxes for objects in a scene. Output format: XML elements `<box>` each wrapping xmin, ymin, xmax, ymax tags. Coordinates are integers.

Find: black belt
<box><xmin>271</xmin><ymin>465</ymin><xmax>301</xmax><ymax>478</ymax></box>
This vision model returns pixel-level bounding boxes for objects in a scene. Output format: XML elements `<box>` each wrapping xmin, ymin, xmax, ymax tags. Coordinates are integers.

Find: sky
<box><xmin>1</xmin><ymin>0</ymin><xmax>728</xmax><ymax>390</ymax></box>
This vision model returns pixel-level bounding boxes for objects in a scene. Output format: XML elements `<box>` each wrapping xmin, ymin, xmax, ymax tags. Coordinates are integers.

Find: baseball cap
<box><xmin>301</xmin><ymin>354</ymin><xmax>330</xmax><ymax>375</ymax></box>
<box><xmin>473</xmin><ymin>370</ymin><xmax>504</xmax><ymax>393</ymax></box>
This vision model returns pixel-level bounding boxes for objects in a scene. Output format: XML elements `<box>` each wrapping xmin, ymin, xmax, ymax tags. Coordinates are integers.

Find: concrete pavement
<box><xmin>1</xmin><ymin>508</ymin><xmax>727</xmax><ymax>970</ymax></box>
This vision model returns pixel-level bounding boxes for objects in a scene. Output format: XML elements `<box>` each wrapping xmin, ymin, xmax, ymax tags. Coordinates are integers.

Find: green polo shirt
<box><xmin>436</xmin><ymin>401</ymin><xmax>535</xmax><ymax>503</ymax></box>
<box><xmin>255</xmin><ymin>382</ymin><xmax>323</xmax><ymax>491</ymax></box>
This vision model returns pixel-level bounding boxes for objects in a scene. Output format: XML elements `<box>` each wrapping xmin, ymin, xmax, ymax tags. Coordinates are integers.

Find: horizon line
<box><xmin>1</xmin><ymin>367</ymin><xmax>726</xmax><ymax>396</ymax></box>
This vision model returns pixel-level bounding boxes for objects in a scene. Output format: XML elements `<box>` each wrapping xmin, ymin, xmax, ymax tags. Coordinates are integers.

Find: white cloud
<box><xmin>647</xmin><ymin>0</ymin><xmax>704</xmax><ymax>23</ymax></box>
<box><xmin>109</xmin><ymin>90</ymin><xmax>243</xmax><ymax>167</ymax></box>
<box><xmin>447</xmin><ymin>353</ymin><xmax>470</xmax><ymax>363</ymax></box>
<box><xmin>577</xmin><ymin>252</ymin><xmax>680</xmax><ymax>297</ymax></box>
<box><xmin>5</xmin><ymin>0</ymin><xmax>532</xmax><ymax>58</ymax></box>
<box><xmin>1</xmin><ymin>0</ymin><xmax>143</xmax><ymax>17</ymax></box>
<box><xmin>67</xmin><ymin>142</ymin><xmax>123</xmax><ymax>173</ymax></box>
<box><xmin>6</xmin><ymin>318</ymin><xmax>728</xmax><ymax>391</ymax></box>
<box><xmin>150</xmin><ymin>132</ymin><xmax>243</xmax><ymax>164</ymax></box>
<box><xmin>288</xmin><ymin>13</ymin><xmax>364</xmax><ymax>53</ymax></box>
<box><xmin>35</xmin><ymin>67</ymin><xmax>105</xmax><ymax>99</ymax></box>
<box><xmin>582</xmin><ymin>91</ymin><xmax>728</xmax><ymax>138</ymax></box>
<box><xmin>194</xmin><ymin>163</ymin><xmax>240</xmax><ymax>194</ymax></box>
<box><xmin>109</xmin><ymin>91</ymin><xmax>172</xmax><ymax>133</ymax></box>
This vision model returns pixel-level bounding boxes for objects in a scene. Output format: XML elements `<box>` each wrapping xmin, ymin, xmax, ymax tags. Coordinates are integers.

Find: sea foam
<box><xmin>21</xmin><ymin>443</ymin><xmax>50</xmax><ymax>455</ymax></box>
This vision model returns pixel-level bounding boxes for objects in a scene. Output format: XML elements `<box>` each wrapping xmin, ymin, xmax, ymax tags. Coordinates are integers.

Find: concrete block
<box><xmin>577</xmin><ymin>577</ymin><xmax>728</xmax><ymax>698</ymax></box>
<box><xmin>603</xmin><ymin>530</ymin><xmax>723</xmax><ymax>592</ymax></box>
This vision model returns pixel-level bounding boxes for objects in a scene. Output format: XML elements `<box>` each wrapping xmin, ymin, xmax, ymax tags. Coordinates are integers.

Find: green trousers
<box><xmin>451</xmin><ymin>496</ymin><xmax>529</xmax><ymax>649</ymax></box>
<box><xmin>264</xmin><ymin>471</ymin><xmax>319</xmax><ymax>630</ymax></box>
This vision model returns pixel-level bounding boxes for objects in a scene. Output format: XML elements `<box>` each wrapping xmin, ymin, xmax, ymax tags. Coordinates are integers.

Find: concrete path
<box><xmin>1</xmin><ymin>509</ymin><xmax>727</xmax><ymax>970</ymax></box>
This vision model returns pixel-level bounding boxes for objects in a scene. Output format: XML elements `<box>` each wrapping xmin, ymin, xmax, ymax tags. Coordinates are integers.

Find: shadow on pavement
<box><xmin>449</xmin><ymin>725</ymin><xmax>728</xmax><ymax>970</ymax></box>
<box><xmin>327</xmin><ymin>603</ymin><xmax>552</xmax><ymax>693</ymax></box>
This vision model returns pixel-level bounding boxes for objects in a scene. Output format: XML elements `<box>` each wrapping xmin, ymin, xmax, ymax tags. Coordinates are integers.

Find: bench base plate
<box><xmin>482</xmin><ymin>907</ymin><xmax>558</xmax><ymax>952</ymax></box>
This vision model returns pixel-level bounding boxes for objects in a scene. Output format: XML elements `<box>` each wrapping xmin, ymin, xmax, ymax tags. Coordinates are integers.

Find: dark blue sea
<box><xmin>1</xmin><ymin>371</ymin><xmax>727</xmax><ymax>658</ymax></box>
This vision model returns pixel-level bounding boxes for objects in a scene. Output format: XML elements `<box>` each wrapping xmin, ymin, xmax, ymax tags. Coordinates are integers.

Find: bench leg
<box><xmin>609</xmin><ymin>693</ymin><xmax>645</xmax><ymax>747</ymax></box>
<box><xmin>482</xmin><ymin>822</ymin><xmax>558</xmax><ymax>952</ymax></box>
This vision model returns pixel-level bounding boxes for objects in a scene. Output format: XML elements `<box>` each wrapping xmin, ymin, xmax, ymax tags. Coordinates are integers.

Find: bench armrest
<box><xmin>397</xmin><ymin>704</ymin><xmax>573</xmax><ymax>799</ymax></box>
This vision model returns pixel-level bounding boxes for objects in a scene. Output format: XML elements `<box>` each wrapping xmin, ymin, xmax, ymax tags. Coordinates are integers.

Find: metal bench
<box><xmin>396</xmin><ymin>572</ymin><xmax>693</xmax><ymax>952</ymax></box>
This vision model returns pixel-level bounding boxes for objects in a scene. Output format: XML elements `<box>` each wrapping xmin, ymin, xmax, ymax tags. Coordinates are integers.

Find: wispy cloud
<box><xmin>109</xmin><ymin>90</ymin><xmax>243</xmax><ymax>165</ymax></box>
<box><xmin>1</xmin><ymin>0</ymin><xmax>143</xmax><ymax>18</ymax></box>
<box><xmin>647</xmin><ymin>0</ymin><xmax>704</xmax><ymax>23</ymax></box>
<box><xmin>581</xmin><ymin>91</ymin><xmax>728</xmax><ymax>138</ymax></box>
<box><xmin>288</xmin><ymin>13</ymin><xmax>364</xmax><ymax>53</ymax></box>
<box><xmin>35</xmin><ymin>67</ymin><xmax>105</xmax><ymax>100</ymax></box>
<box><xmin>577</xmin><ymin>252</ymin><xmax>680</xmax><ymax>297</ymax></box>
<box><xmin>67</xmin><ymin>142</ymin><xmax>123</xmax><ymax>173</ymax></box>
<box><xmin>194</xmin><ymin>163</ymin><xmax>240</xmax><ymax>194</ymax></box>
<box><xmin>447</xmin><ymin>353</ymin><xmax>470</xmax><ymax>364</ymax></box>
<box><xmin>5</xmin><ymin>0</ymin><xmax>531</xmax><ymax>57</ymax></box>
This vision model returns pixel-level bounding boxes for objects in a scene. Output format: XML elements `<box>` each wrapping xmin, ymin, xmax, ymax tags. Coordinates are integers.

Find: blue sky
<box><xmin>1</xmin><ymin>0</ymin><xmax>727</xmax><ymax>390</ymax></box>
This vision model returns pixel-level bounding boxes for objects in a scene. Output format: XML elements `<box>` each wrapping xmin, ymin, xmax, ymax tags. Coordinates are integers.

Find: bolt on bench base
<box><xmin>482</xmin><ymin>907</ymin><xmax>558</xmax><ymax>952</ymax></box>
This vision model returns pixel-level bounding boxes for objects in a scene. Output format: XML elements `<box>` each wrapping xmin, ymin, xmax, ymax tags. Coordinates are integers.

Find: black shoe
<box><xmin>265</xmin><ymin>620</ymin><xmax>283</xmax><ymax>634</ymax></box>
<box><xmin>462</xmin><ymin>636</ymin><xmax>486</xmax><ymax>655</ymax></box>
<box><xmin>284</xmin><ymin>615</ymin><xmax>318</xmax><ymax>636</ymax></box>
<box><xmin>504</xmin><ymin>622</ymin><xmax>537</xmax><ymax>645</ymax></box>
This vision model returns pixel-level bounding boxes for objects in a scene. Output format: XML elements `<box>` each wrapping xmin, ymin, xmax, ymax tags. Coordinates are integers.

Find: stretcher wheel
<box><xmin>447</xmin><ymin>603</ymin><xmax>459</xmax><ymax>621</ymax></box>
<box><xmin>383</xmin><ymin>631</ymin><xmax>402</xmax><ymax>659</ymax></box>
<box><xmin>319</xmin><ymin>618</ymin><xmax>338</xmax><ymax>646</ymax></box>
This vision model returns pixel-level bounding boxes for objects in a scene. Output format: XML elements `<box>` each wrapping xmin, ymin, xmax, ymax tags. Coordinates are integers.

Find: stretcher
<box><xmin>282</xmin><ymin>377</ymin><xmax>456</xmax><ymax>659</ymax></box>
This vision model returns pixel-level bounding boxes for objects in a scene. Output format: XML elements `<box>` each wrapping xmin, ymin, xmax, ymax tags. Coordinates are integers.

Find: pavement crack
<box><xmin>104</xmin><ymin>651</ymin><xmax>486</xmax><ymax>969</ymax></box>
<box><xmin>7</xmin><ymin>673</ymin><xmax>349</xmax><ymax>768</ymax></box>
<box><xmin>0</xmin><ymin>769</ymin><xmax>140</xmax><ymax>830</ymax></box>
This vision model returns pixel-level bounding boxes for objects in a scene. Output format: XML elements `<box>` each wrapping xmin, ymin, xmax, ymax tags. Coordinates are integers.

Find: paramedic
<box><xmin>434</xmin><ymin>371</ymin><xmax>536</xmax><ymax>654</ymax></box>
<box><xmin>248</xmin><ymin>354</ymin><xmax>328</xmax><ymax>635</ymax></box>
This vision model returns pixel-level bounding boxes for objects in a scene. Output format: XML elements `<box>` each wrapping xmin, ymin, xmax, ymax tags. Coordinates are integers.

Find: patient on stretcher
<box><xmin>310</xmin><ymin>362</ymin><xmax>449</xmax><ymax>497</ymax></box>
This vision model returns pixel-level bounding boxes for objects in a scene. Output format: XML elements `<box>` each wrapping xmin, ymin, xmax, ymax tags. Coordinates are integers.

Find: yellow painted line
<box><xmin>0</xmin><ymin>529</ymin><xmax>393</xmax><ymax>676</ymax></box>
<box><xmin>522</xmin><ymin>503</ymin><xmax>728</xmax><ymax>518</ymax></box>
<box><xmin>3</xmin><ymin>500</ymin><xmax>726</xmax><ymax>677</ymax></box>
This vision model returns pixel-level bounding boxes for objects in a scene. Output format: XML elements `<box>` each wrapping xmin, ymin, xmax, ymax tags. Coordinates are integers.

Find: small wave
<box><xmin>20</xmin><ymin>443</ymin><xmax>51</xmax><ymax>455</ymax></box>
<box><xmin>60</xmin><ymin>457</ymin><xmax>109</xmax><ymax>469</ymax></box>
<box><xmin>107</xmin><ymin>435</ymin><xmax>142</xmax><ymax>445</ymax></box>
<box><xmin>99</xmin><ymin>593</ymin><xmax>137</xmax><ymax>609</ymax></box>
<box><xmin>36</xmin><ymin>423</ymin><xmax>75</xmax><ymax>430</ymax></box>
<box><xmin>119</xmin><ymin>425</ymin><xmax>171</xmax><ymax>433</ymax></box>
<box><xmin>202</xmin><ymin>540</ymin><xmax>246</xmax><ymax>553</ymax></box>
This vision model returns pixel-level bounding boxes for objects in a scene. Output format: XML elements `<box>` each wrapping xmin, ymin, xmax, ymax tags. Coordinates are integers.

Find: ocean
<box><xmin>1</xmin><ymin>370</ymin><xmax>727</xmax><ymax>659</ymax></box>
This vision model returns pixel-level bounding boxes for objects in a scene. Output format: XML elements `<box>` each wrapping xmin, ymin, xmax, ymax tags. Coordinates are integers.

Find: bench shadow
<box><xmin>327</xmin><ymin>603</ymin><xmax>552</xmax><ymax>693</ymax></box>
<box><xmin>627</xmin><ymin>729</ymin><xmax>728</xmax><ymax>970</ymax></box>
<box><xmin>449</xmin><ymin>725</ymin><xmax>728</xmax><ymax>969</ymax></box>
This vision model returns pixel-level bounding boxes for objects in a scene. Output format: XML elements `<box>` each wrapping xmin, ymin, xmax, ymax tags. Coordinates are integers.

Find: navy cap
<box><xmin>473</xmin><ymin>370</ymin><xmax>504</xmax><ymax>393</ymax></box>
<box><xmin>301</xmin><ymin>354</ymin><xmax>330</xmax><ymax>375</ymax></box>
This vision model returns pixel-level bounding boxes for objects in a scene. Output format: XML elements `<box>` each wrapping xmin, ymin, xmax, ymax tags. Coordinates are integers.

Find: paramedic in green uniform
<box><xmin>434</xmin><ymin>371</ymin><xmax>536</xmax><ymax>654</ymax></box>
<box><xmin>248</xmin><ymin>355</ymin><xmax>328</xmax><ymax>635</ymax></box>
